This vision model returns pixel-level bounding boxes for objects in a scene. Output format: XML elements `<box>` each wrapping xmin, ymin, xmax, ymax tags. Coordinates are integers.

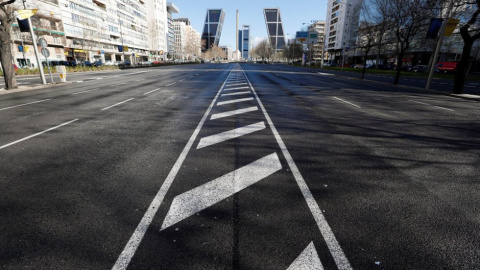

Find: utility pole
<box><xmin>426</xmin><ymin>0</ymin><xmax>454</xmax><ymax>90</ymax></box>
<box><xmin>118</xmin><ymin>13</ymin><xmax>126</xmax><ymax>67</ymax></box>
<box><xmin>23</xmin><ymin>0</ymin><xmax>46</xmax><ymax>84</ymax></box>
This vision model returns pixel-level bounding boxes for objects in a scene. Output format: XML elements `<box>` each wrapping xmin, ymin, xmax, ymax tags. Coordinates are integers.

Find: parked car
<box><xmin>104</xmin><ymin>61</ymin><xmax>114</xmax><ymax>66</ymax></box>
<box><xmin>436</xmin><ymin>61</ymin><xmax>458</xmax><ymax>73</ymax></box>
<box><xmin>69</xmin><ymin>60</ymin><xmax>77</xmax><ymax>67</ymax></box>
<box><xmin>93</xmin><ymin>60</ymin><xmax>103</xmax><ymax>67</ymax></box>
<box><xmin>411</xmin><ymin>65</ymin><xmax>428</xmax><ymax>72</ymax></box>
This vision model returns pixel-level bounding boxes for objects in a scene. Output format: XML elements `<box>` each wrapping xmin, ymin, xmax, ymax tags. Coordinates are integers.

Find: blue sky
<box><xmin>171</xmin><ymin>0</ymin><xmax>327</xmax><ymax>49</ymax></box>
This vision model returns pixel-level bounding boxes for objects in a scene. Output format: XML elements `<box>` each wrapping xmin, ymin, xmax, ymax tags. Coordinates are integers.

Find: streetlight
<box><xmin>22</xmin><ymin>0</ymin><xmax>46</xmax><ymax>84</ymax></box>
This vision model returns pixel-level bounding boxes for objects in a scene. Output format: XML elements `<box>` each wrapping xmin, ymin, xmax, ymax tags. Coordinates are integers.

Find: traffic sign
<box><xmin>41</xmin><ymin>48</ymin><xmax>50</xmax><ymax>58</ymax></box>
<box><xmin>38</xmin><ymin>38</ymin><xmax>47</xmax><ymax>48</ymax></box>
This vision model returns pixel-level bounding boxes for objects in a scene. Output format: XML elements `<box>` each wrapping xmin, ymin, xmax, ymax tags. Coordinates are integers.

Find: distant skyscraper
<box><xmin>264</xmin><ymin>8</ymin><xmax>285</xmax><ymax>51</ymax></box>
<box><xmin>201</xmin><ymin>9</ymin><xmax>225</xmax><ymax>52</ymax></box>
<box><xmin>238</xmin><ymin>25</ymin><xmax>251</xmax><ymax>60</ymax></box>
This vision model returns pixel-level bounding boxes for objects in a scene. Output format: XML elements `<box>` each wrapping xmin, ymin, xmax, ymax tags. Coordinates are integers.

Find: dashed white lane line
<box><xmin>408</xmin><ymin>100</ymin><xmax>454</xmax><ymax>111</ymax></box>
<box><xmin>166</xmin><ymin>82</ymin><xmax>177</xmax><ymax>86</ymax></box>
<box><xmin>143</xmin><ymin>88</ymin><xmax>161</xmax><ymax>95</ymax></box>
<box><xmin>111</xmin><ymin>68</ymin><xmax>233</xmax><ymax>270</ymax></box>
<box><xmin>210</xmin><ymin>106</ymin><xmax>258</xmax><ymax>120</ymax></box>
<box><xmin>0</xmin><ymin>119</ymin><xmax>79</xmax><ymax>150</ymax></box>
<box><xmin>221</xmin><ymin>91</ymin><xmax>251</xmax><ymax>97</ymax></box>
<box><xmin>101</xmin><ymin>98</ymin><xmax>135</xmax><ymax>111</ymax></box>
<box><xmin>72</xmin><ymin>88</ymin><xmax>100</xmax><ymax>95</ymax></box>
<box><xmin>160</xmin><ymin>152</ymin><xmax>282</xmax><ymax>230</ymax></box>
<box><xmin>243</xmin><ymin>69</ymin><xmax>353</xmax><ymax>270</ymax></box>
<box><xmin>0</xmin><ymin>99</ymin><xmax>51</xmax><ymax>111</ymax></box>
<box><xmin>287</xmin><ymin>242</ymin><xmax>323</xmax><ymax>270</ymax></box>
<box><xmin>332</xmin><ymin>97</ymin><xmax>361</xmax><ymax>108</ymax></box>
<box><xmin>291</xmin><ymin>81</ymin><xmax>301</xmax><ymax>85</ymax></box>
<box><xmin>224</xmin><ymin>86</ymin><xmax>250</xmax><ymax>91</ymax></box>
<box><xmin>197</xmin><ymin>121</ymin><xmax>266</xmax><ymax>149</ymax></box>
<box><xmin>217</xmin><ymin>97</ymin><xmax>254</xmax><ymax>106</ymax></box>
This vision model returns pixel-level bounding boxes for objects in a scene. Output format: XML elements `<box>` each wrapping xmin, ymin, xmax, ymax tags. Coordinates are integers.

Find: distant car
<box><xmin>104</xmin><ymin>61</ymin><xmax>114</xmax><ymax>66</ymax></box>
<box><xmin>93</xmin><ymin>60</ymin><xmax>103</xmax><ymax>67</ymax></box>
<box><xmin>411</xmin><ymin>65</ymin><xmax>428</xmax><ymax>72</ymax></box>
<box><xmin>353</xmin><ymin>64</ymin><xmax>365</xmax><ymax>68</ymax></box>
<box><xmin>69</xmin><ymin>60</ymin><xmax>77</xmax><ymax>67</ymax></box>
<box><xmin>436</xmin><ymin>61</ymin><xmax>458</xmax><ymax>73</ymax></box>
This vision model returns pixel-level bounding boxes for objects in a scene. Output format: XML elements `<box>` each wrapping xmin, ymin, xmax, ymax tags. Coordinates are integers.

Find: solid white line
<box><xmin>287</xmin><ymin>242</ymin><xmax>324</xmax><ymax>270</ymax></box>
<box><xmin>243</xmin><ymin>68</ymin><xmax>353</xmax><ymax>270</ymax></box>
<box><xmin>72</xmin><ymin>88</ymin><xmax>100</xmax><ymax>95</ymax></box>
<box><xmin>166</xmin><ymin>82</ymin><xmax>176</xmax><ymax>86</ymax></box>
<box><xmin>143</xmin><ymin>88</ymin><xmax>161</xmax><ymax>95</ymax></box>
<box><xmin>197</xmin><ymin>121</ymin><xmax>265</xmax><ymax>149</ymax></box>
<box><xmin>211</xmin><ymin>106</ymin><xmax>258</xmax><ymax>120</ymax></box>
<box><xmin>408</xmin><ymin>100</ymin><xmax>454</xmax><ymax>111</ymax></box>
<box><xmin>0</xmin><ymin>119</ymin><xmax>79</xmax><ymax>150</ymax></box>
<box><xmin>221</xmin><ymin>91</ymin><xmax>251</xmax><ymax>97</ymax></box>
<box><xmin>332</xmin><ymin>97</ymin><xmax>361</xmax><ymax>108</ymax></box>
<box><xmin>111</xmin><ymin>67</ymin><xmax>234</xmax><ymax>270</ymax></box>
<box><xmin>160</xmin><ymin>152</ymin><xmax>282</xmax><ymax>230</ymax></box>
<box><xmin>101</xmin><ymin>98</ymin><xmax>134</xmax><ymax>111</ymax></box>
<box><xmin>179</xmin><ymin>79</ymin><xmax>185</xmax><ymax>82</ymax></box>
<box><xmin>318</xmin><ymin>72</ymin><xmax>333</xmax><ymax>76</ymax></box>
<box><xmin>0</xmin><ymin>99</ymin><xmax>51</xmax><ymax>111</ymax></box>
<box><xmin>224</xmin><ymin>86</ymin><xmax>250</xmax><ymax>91</ymax></box>
<box><xmin>76</xmin><ymin>81</ymin><xmax>83</xmax><ymax>83</ymax></box>
<box><xmin>217</xmin><ymin>97</ymin><xmax>254</xmax><ymax>106</ymax></box>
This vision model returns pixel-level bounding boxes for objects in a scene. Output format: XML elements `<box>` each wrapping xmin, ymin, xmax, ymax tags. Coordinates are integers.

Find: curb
<box><xmin>0</xmin><ymin>81</ymin><xmax>74</xmax><ymax>96</ymax></box>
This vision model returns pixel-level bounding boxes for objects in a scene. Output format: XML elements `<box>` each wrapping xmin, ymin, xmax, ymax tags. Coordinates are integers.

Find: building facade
<box><xmin>147</xmin><ymin>0</ymin><xmax>167</xmax><ymax>61</ymax></box>
<box><xmin>201</xmin><ymin>9</ymin><xmax>225</xmax><ymax>52</ymax></box>
<box><xmin>166</xmin><ymin>2</ymin><xmax>179</xmax><ymax>60</ymax></box>
<box><xmin>324</xmin><ymin>0</ymin><xmax>362</xmax><ymax>62</ymax></box>
<box><xmin>238</xmin><ymin>25</ymin><xmax>250</xmax><ymax>60</ymax></box>
<box><xmin>263</xmin><ymin>8</ymin><xmax>285</xmax><ymax>51</ymax></box>
<box><xmin>308</xmin><ymin>20</ymin><xmax>326</xmax><ymax>62</ymax></box>
<box><xmin>172</xmin><ymin>20</ymin><xmax>186</xmax><ymax>60</ymax></box>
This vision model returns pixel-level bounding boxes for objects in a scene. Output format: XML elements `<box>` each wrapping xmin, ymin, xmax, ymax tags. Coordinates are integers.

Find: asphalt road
<box><xmin>1</xmin><ymin>63</ymin><xmax>480</xmax><ymax>269</ymax></box>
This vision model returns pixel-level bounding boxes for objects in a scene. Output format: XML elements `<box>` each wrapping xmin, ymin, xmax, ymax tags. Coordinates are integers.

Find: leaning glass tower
<box><xmin>264</xmin><ymin>8</ymin><xmax>286</xmax><ymax>51</ymax></box>
<box><xmin>201</xmin><ymin>9</ymin><xmax>226</xmax><ymax>52</ymax></box>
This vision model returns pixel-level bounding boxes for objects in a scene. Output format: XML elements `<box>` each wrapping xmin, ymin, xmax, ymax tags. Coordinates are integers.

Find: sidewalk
<box><xmin>0</xmin><ymin>81</ymin><xmax>73</xmax><ymax>96</ymax></box>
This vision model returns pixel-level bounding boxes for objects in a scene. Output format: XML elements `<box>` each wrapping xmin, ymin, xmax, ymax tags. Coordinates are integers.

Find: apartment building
<box><xmin>147</xmin><ymin>0</ymin><xmax>167</xmax><ymax>61</ymax></box>
<box><xmin>172</xmin><ymin>19</ymin><xmax>186</xmax><ymax>60</ymax></box>
<box><xmin>308</xmin><ymin>20</ymin><xmax>326</xmax><ymax>61</ymax></box>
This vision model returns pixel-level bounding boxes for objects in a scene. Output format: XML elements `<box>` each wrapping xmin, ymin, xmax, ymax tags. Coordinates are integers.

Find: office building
<box><xmin>263</xmin><ymin>8</ymin><xmax>285</xmax><ymax>51</ymax></box>
<box><xmin>201</xmin><ymin>9</ymin><xmax>225</xmax><ymax>52</ymax></box>
<box><xmin>324</xmin><ymin>0</ymin><xmax>362</xmax><ymax>61</ymax></box>
<box><xmin>147</xmin><ymin>0</ymin><xmax>168</xmax><ymax>61</ymax></box>
<box><xmin>167</xmin><ymin>2</ymin><xmax>180</xmax><ymax>60</ymax></box>
<box><xmin>238</xmin><ymin>25</ymin><xmax>251</xmax><ymax>60</ymax></box>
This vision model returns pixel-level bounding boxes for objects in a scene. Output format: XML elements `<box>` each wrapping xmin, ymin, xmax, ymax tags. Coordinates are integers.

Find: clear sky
<box><xmin>171</xmin><ymin>0</ymin><xmax>327</xmax><ymax>49</ymax></box>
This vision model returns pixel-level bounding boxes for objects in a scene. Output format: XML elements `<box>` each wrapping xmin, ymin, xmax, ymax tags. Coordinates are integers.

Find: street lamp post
<box><xmin>23</xmin><ymin>0</ymin><xmax>46</xmax><ymax>84</ymax></box>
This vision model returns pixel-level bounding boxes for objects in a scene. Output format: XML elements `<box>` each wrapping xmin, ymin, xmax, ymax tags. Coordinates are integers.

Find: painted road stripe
<box><xmin>224</xmin><ymin>86</ymin><xmax>250</xmax><ymax>91</ymax></box>
<box><xmin>408</xmin><ymin>100</ymin><xmax>454</xmax><ymax>111</ymax></box>
<box><xmin>287</xmin><ymin>242</ymin><xmax>323</xmax><ymax>270</ymax></box>
<box><xmin>160</xmin><ymin>152</ymin><xmax>282</xmax><ymax>230</ymax></box>
<box><xmin>143</xmin><ymin>88</ymin><xmax>161</xmax><ymax>95</ymax></box>
<box><xmin>221</xmin><ymin>91</ymin><xmax>251</xmax><ymax>97</ymax></box>
<box><xmin>166</xmin><ymin>82</ymin><xmax>177</xmax><ymax>86</ymax></box>
<box><xmin>101</xmin><ymin>98</ymin><xmax>134</xmax><ymax>111</ymax></box>
<box><xmin>113</xmin><ymin>83</ymin><xmax>127</xmax><ymax>86</ymax></box>
<box><xmin>318</xmin><ymin>72</ymin><xmax>333</xmax><ymax>76</ymax></box>
<box><xmin>0</xmin><ymin>119</ymin><xmax>79</xmax><ymax>150</ymax></box>
<box><xmin>243</xmin><ymin>68</ymin><xmax>353</xmax><ymax>270</ymax></box>
<box><xmin>217</xmin><ymin>97</ymin><xmax>254</xmax><ymax>106</ymax></box>
<box><xmin>211</xmin><ymin>106</ymin><xmax>258</xmax><ymax>120</ymax></box>
<box><xmin>72</xmin><ymin>88</ymin><xmax>100</xmax><ymax>95</ymax></box>
<box><xmin>0</xmin><ymin>99</ymin><xmax>51</xmax><ymax>111</ymax></box>
<box><xmin>197</xmin><ymin>121</ymin><xmax>265</xmax><ymax>149</ymax></box>
<box><xmin>112</xmin><ymin>67</ymin><xmax>234</xmax><ymax>270</ymax></box>
<box><xmin>226</xmin><ymin>83</ymin><xmax>248</xmax><ymax>86</ymax></box>
<box><xmin>332</xmin><ymin>97</ymin><xmax>361</xmax><ymax>108</ymax></box>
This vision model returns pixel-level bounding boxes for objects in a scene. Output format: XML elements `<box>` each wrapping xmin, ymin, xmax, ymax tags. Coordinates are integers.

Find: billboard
<box><xmin>296</xmin><ymin>31</ymin><xmax>308</xmax><ymax>44</ymax></box>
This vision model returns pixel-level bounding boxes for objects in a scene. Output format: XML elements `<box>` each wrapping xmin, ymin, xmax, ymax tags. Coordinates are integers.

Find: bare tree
<box><xmin>283</xmin><ymin>42</ymin><xmax>302</xmax><ymax>63</ymax></box>
<box><xmin>0</xmin><ymin>0</ymin><xmax>18</xmax><ymax>89</ymax></box>
<box><xmin>254</xmin><ymin>39</ymin><xmax>273</xmax><ymax>63</ymax></box>
<box><xmin>389</xmin><ymin>0</ymin><xmax>437</xmax><ymax>84</ymax></box>
<box><xmin>454</xmin><ymin>0</ymin><xmax>480</xmax><ymax>94</ymax></box>
<box><xmin>210</xmin><ymin>45</ymin><xmax>226</xmax><ymax>61</ymax></box>
<box><xmin>357</xmin><ymin>0</ymin><xmax>381</xmax><ymax>79</ymax></box>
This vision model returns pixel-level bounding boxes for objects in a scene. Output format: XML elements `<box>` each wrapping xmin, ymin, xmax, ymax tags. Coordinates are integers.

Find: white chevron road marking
<box><xmin>197</xmin><ymin>121</ymin><xmax>266</xmax><ymax>149</ymax></box>
<box><xmin>287</xmin><ymin>242</ymin><xmax>323</xmax><ymax>270</ymax></box>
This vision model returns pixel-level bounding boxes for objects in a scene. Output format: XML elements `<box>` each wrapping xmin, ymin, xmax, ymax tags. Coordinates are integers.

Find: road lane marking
<box><xmin>0</xmin><ymin>119</ymin><xmax>79</xmax><ymax>150</ymax></box>
<box><xmin>160</xmin><ymin>152</ymin><xmax>282</xmax><ymax>230</ymax></box>
<box><xmin>224</xmin><ymin>86</ymin><xmax>250</xmax><ymax>91</ymax></box>
<box><xmin>408</xmin><ymin>100</ymin><xmax>454</xmax><ymax>111</ymax></box>
<box><xmin>112</xmin><ymin>67</ymin><xmax>234</xmax><ymax>270</ymax></box>
<box><xmin>318</xmin><ymin>72</ymin><xmax>333</xmax><ymax>76</ymax></box>
<box><xmin>113</xmin><ymin>83</ymin><xmax>127</xmax><ymax>86</ymax></box>
<box><xmin>217</xmin><ymin>97</ymin><xmax>254</xmax><ymax>106</ymax></box>
<box><xmin>287</xmin><ymin>242</ymin><xmax>323</xmax><ymax>270</ymax></box>
<box><xmin>243</xmin><ymin>69</ymin><xmax>353</xmax><ymax>270</ymax></box>
<box><xmin>221</xmin><ymin>91</ymin><xmax>251</xmax><ymax>97</ymax></box>
<box><xmin>123</xmin><ymin>71</ymin><xmax>148</xmax><ymax>76</ymax></box>
<box><xmin>166</xmin><ymin>82</ymin><xmax>177</xmax><ymax>86</ymax></box>
<box><xmin>210</xmin><ymin>106</ymin><xmax>258</xmax><ymax>120</ymax></box>
<box><xmin>72</xmin><ymin>88</ymin><xmax>100</xmax><ymax>95</ymax></box>
<box><xmin>226</xmin><ymin>83</ymin><xmax>248</xmax><ymax>87</ymax></box>
<box><xmin>143</xmin><ymin>88</ymin><xmax>161</xmax><ymax>95</ymax></box>
<box><xmin>0</xmin><ymin>99</ymin><xmax>51</xmax><ymax>111</ymax></box>
<box><xmin>197</xmin><ymin>121</ymin><xmax>266</xmax><ymax>149</ymax></box>
<box><xmin>101</xmin><ymin>98</ymin><xmax>134</xmax><ymax>111</ymax></box>
<box><xmin>332</xmin><ymin>97</ymin><xmax>361</xmax><ymax>108</ymax></box>
<box><xmin>291</xmin><ymin>81</ymin><xmax>300</xmax><ymax>85</ymax></box>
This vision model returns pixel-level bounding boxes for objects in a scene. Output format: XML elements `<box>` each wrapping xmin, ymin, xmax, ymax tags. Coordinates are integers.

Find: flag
<box><xmin>444</xmin><ymin>19</ymin><xmax>460</xmax><ymax>37</ymax></box>
<box><xmin>14</xmin><ymin>9</ymin><xmax>38</xmax><ymax>20</ymax></box>
<box><xmin>426</xmin><ymin>18</ymin><xmax>443</xmax><ymax>39</ymax></box>
<box><xmin>17</xmin><ymin>18</ymin><xmax>30</xmax><ymax>32</ymax></box>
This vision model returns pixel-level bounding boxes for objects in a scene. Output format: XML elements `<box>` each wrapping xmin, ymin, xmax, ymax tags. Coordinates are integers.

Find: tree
<box><xmin>210</xmin><ymin>44</ymin><xmax>226</xmax><ymax>61</ymax></box>
<box><xmin>389</xmin><ymin>0</ymin><xmax>437</xmax><ymax>84</ymax></box>
<box><xmin>283</xmin><ymin>42</ymin><xmax>303</xmax><ymax>63</ymax></box>
<box><xmin>357</xmin><ymin>0</ymin><xmax>381</xmax><ymax>79</ymax></box>
<box><xmin>453</xmin><ymin>0</ymin><xmax>480</xmax><ymax>94</ymax></box>
<box><xmin>254</xmin><ymin>39</ymin><xmax>274</xmax><ymax>63</ymax></box>
<box><xmin>0</xmin><ymin>0</ymin><xmax>18</xmax><ymax>89</ymax></box>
